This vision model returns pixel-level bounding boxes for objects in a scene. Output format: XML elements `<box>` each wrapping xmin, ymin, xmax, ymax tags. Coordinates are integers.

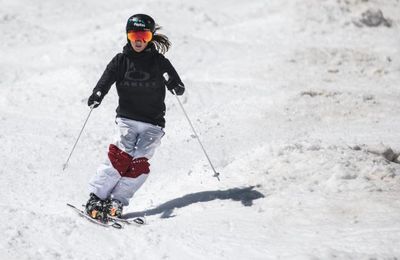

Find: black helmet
<box><xmin>126</xmin><ymin>14</ymin><xmax>155</xmax><ymax>33</ymax></box>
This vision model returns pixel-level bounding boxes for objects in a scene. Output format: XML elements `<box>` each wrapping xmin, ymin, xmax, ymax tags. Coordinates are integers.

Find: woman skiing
<box><xmin>85</xmin><ymin>14</ymin><xmax>185</xmax><ymax>221</ymax></box>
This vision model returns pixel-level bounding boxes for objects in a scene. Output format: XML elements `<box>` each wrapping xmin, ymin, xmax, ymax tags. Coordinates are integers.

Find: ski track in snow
<box><xmin>1</xmin><ymin>0</ymin><xmax>400</xmax><ymax>259</ymax></box>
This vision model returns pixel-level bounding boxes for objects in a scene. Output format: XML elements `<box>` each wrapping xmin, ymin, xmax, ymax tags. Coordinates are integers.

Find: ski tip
<box><xmin>134</xmin><ymin>217</ymin><xmax>146</xmax><ymax>225</ymax></box>
<box><xmin>111</xmin><ymin>222</ymin><xmax>123</xmax><ymax>229</ymax></box>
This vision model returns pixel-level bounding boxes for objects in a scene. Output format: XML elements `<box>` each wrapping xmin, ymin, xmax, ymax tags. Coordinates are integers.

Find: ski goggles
<box><xmin>127</xmin><ymin>30</ymin><xmax>153</xmax><ymax>42</ymax></box>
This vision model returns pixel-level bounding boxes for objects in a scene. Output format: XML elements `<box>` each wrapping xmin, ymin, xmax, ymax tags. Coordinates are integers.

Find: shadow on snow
<box><xmin>124</xmin><ymin>186</ymin><xmax>265</xmax><ymax>219</ymax></box>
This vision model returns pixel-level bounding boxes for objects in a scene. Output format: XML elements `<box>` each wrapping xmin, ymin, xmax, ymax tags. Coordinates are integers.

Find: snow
<box><xmin>1</xmin><ymin>0</ymin><xmax>400</xmax><ymax>259</ymax></box>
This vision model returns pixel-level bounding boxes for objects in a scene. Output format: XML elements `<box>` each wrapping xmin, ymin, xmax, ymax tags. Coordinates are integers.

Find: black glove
<box><xmin>164</xmin><ymin>73</ymin><xmax>185</xmax><ymax>95</ymax></box>
<box><xmin>87</xmin><ymin>91</ymin><xmax>102</xmax><ymax>108</ymax></box>
<box><xmin>168</xmin><ymin>83</ymin><xmax>185</xmax><ymax>96</ymax></box>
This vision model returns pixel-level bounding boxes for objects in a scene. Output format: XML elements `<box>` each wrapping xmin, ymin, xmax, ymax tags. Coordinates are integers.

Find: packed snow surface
<box><xmin>1</xmin><ymin>0</ymin><xmax>400</xmax><ymax>259</ymax></box>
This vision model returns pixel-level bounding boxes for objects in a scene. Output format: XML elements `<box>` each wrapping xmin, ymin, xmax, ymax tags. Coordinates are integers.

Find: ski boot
<box><xmin>107</xmin><ymin>199</ymin><xmax>123</xmax><ymax>218</ymax></box>
<box><xmin>85</xmin><ymin>193</ymin><xmax>107</xmax><ymax>222</ymax></box>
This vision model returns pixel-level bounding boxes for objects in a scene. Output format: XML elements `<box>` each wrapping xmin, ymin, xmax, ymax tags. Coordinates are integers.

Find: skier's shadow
<box><xmin>123</xmin><ymin>186</ymin><xmax>265</xmax><ymax>219</ymax></box>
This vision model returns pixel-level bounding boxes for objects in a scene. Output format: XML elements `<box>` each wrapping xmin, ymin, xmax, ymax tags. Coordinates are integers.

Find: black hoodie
<box><xmin>92</xmin><ymin>43</ymin><xmax>184</xmax><ymax>128</ymax></box>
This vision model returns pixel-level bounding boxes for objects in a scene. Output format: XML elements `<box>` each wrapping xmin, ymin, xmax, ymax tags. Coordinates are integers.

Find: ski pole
<box><xmin>172</xmin><ymin>89</ymin><xmax>220</xmax><ymax>181</ymax></box>
<box><xmin>63</xmin><ymin>101</ymin><xmax>99</xmax><ymax>171</ymax></box>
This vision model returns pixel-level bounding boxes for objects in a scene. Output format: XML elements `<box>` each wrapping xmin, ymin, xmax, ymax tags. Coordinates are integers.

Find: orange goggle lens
<box><xmin>127</xmin><ymin>31</ymin><xmax>153</xmax><ymax>42</ymax></box>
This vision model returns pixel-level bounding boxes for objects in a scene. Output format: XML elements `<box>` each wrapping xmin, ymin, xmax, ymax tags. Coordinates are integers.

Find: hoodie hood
<box><xmin>122</xmin><ymin>43</ymin><xmax>157</xmax><ymax>58</ymax></box>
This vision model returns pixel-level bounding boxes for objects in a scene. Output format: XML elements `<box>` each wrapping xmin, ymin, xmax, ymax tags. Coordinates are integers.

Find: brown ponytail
<box><xmin>151</xmin><ymin>25</ymin><xmax>171</xmax><ymax>54</ymax></box>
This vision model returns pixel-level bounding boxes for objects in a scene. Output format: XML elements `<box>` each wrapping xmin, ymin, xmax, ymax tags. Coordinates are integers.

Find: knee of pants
<box><xmin>108</xmin><ymin>144</ymin><xmax>133</xmax><ymax>175</ymax></box>
<box><xmin>125</xmin><ymin>157</ymin><xmax>150</xmax><ymax>178</ymax></box>
<box><xmin>108</xmin><ymin>144</ymin><xmax>151</xmax><ymax>178</ymax></box>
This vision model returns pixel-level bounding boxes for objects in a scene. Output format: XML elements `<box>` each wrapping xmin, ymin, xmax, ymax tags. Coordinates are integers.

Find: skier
<box><xmin>85</xmin><ymin>14</ymin><xmax>185</xmax><ymax>221</ymax></box>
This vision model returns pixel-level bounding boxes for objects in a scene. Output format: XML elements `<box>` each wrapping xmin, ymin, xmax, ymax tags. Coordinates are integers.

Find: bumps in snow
<box><xmin>354</xmin><ymin>8</ymin><xmax>392</xmax><ymax>27</ymax></box>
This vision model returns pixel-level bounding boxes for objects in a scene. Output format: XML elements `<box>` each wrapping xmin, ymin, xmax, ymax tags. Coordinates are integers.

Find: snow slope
<box><xmin>1</xmin><ymin>0</ymin><xmax>400</xmax><ymax>259</ymax></box>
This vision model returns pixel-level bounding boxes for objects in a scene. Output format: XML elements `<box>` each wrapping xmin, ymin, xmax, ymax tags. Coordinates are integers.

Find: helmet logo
<box><xmin>133</xmin><ymin>22</ymin><xmax>145</xmax><ymax>27</ymax></box>
<box><xmin>129</xmin><ymin>18</ymin><xmax>146</xmax><ymax>28</ymax></box>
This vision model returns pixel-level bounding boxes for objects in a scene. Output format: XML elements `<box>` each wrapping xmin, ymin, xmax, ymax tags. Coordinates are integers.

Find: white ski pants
<box><xmin>88</xmin><ymin>117</ymin><xmax>164</xmax><ymax>206</ymax></box>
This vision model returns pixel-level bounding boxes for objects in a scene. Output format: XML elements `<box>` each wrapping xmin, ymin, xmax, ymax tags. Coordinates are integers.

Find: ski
<box><xmin>107</xmin><ymin>214</ymin><xmax>146</xmax><ymax>225</ymax></box>
<box><xmin>67</xmin><ymin>203</ymin><xmax>123</xmax><ymax>229</ymax></box>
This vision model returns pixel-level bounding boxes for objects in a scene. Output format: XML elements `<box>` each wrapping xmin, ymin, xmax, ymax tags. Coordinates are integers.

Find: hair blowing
<box><xmin>151</xmin><ymin>25</ymin><xmax>171</xmax><ymax>54</ymax></box>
